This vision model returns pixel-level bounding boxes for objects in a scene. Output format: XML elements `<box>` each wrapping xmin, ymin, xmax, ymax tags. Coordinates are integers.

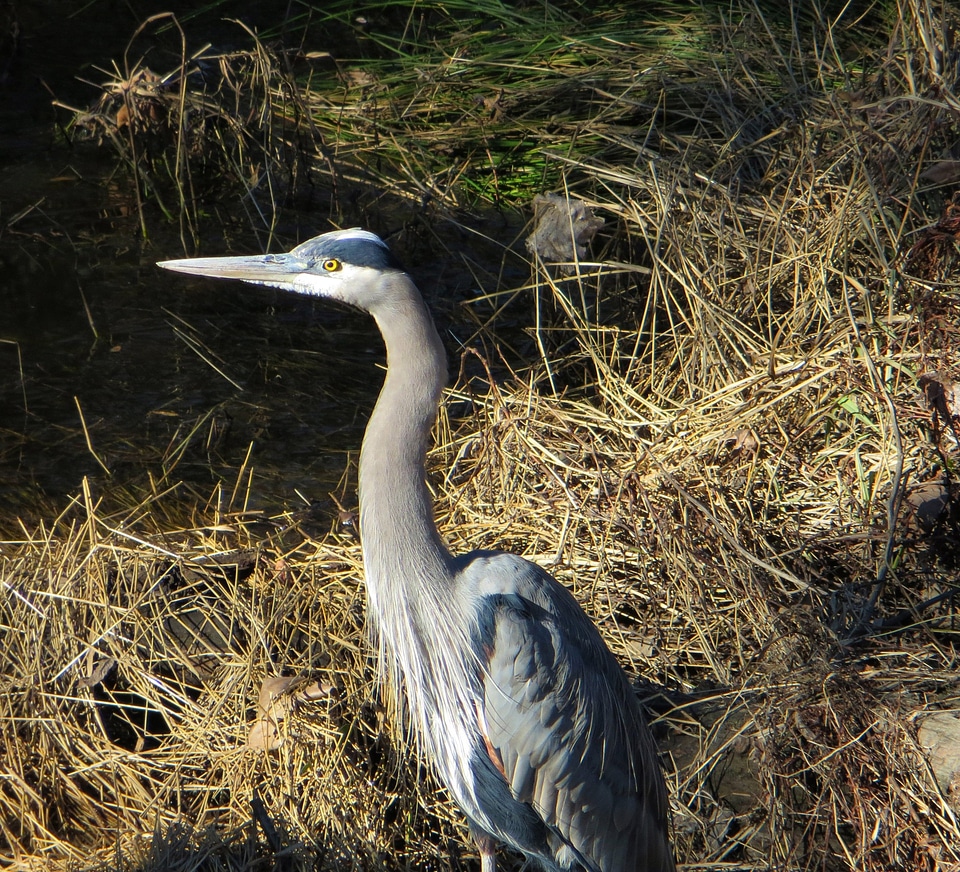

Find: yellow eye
<box><xmin>321</xmin><ymin>258</ymin><xmax>342</xmax><ymax>272</ymax></box>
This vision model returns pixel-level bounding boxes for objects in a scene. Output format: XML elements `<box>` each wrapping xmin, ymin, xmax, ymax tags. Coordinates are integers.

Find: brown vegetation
<box><xmin>4</xmin><ymin>1</ymin><xmax>960</xmax><ymax>870</ymax></box>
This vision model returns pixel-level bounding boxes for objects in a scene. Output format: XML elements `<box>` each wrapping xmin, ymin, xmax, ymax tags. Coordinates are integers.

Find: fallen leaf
<box><xmin>918</xmin><ymin>372</ymin><xmax>960</xmax><ymax>443</ymax></box>
<box><xmin>525</xmin><ymin>194</ymin><xmax>604</xmax><ymax>274</ymax></box>
<box><xmin>906</xmin><ymin>478</ymin><xmax>950</xmax><ymax>533</ymax></box>
<box><xmin>920</xmin><ymin>160</ymin><xmax>960</xmax><ymax>184</ymax></box>
<box><xmin>723</xmin><ymin>427</ymin><xmax>760</xmax><ymax>458</ymax></box>
<box><xmin>247</xmin><ymin>676</ymin><xmax>334</xmax><ymax>751</ymax></box>
<box><xmin>78</xmin><ymin>655</ymin><xmax>117</xmax><ymax>689</ymax></box>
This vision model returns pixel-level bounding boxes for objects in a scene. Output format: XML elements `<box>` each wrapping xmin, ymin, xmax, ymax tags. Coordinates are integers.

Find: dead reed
<box><xmin>5</xmin><ymin>0</ymin><xmax>960</xmax><ymax>869</ymax></box>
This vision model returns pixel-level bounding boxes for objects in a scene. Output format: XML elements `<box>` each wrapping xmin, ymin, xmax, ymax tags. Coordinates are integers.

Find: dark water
<box><xmin>0</xmin><ymin>1</ymin><xmax>388</xmax><ymax>532</ymax></box>
<box><xmin>0</xmin><ymin>2</ymin><xmax>535</xmax><ymax>535</ymax></box>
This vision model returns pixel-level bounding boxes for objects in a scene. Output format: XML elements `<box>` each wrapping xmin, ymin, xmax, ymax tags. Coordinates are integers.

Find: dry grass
<box><xmin>6</xmin><ymin>0</ymin><xmax>960</xmax><ymax>870</ymax></box>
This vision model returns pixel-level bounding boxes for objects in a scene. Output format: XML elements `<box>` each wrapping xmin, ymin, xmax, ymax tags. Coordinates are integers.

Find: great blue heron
<box><xmin>159</xmin><ymin>229</ymin><xmax>675</xmax><ymax>872</ymax></box>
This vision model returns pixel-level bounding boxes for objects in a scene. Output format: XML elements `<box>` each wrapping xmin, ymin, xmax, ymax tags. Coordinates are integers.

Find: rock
<box><xmin>918</xmin><ymin>710</ymin><xmax>960</xmax><ymax>795</ymax></box>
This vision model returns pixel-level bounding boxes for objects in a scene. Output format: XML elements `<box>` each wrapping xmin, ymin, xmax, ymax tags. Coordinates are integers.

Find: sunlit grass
<box><xmin>8</xmin><ymin>0</ymin><xmax>960</xmax><ymax>870</ymax></box>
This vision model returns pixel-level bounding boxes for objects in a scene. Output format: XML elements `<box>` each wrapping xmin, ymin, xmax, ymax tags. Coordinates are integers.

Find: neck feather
<box><xmin>358</xmin><ymin>277</ymin><xmax>453</xmax><ymax>619</ymax></box>
<box><xmin>356</xmin><ymin>274</ymin><xmax>484</xmax><ymax>796</ymax></box>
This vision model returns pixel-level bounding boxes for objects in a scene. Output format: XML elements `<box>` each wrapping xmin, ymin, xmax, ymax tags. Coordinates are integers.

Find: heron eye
<box><xmin>321</xmin><ymin>258</ymin><xmax>342</xmax><ymax>272</ymax></box>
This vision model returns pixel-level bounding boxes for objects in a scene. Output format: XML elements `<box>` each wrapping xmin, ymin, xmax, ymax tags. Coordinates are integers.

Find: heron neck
<box><xmin>358</xmin><ymin>276</ymin><xmax>453</xmax><ymax>601</ymax></box>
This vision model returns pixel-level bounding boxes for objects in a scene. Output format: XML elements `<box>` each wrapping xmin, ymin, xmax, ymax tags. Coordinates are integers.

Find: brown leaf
<box><xmin>78</xmin><ymin>655</ymin><xmax>117</xmax><ymax>689</ymax></box>
<box><xmin>920</xmin><ymin>160</ymin><xmax>960</xmax><ymax>184</ymax></box>
<box><xmin>906</xmin><ymin>477</ymin><xmax>950</xmax><ymax>533</ymax></box>
<box><xmin>723</xmin><ymin>427</ymin><xmax>760</xmax><ymax>458</ymax></box>
<box><xmin>525</xmin><ymin>194</ymin><xmax>605</xmax><ymax>274</ymax></box>
<box><xmin>246</xmin><ymin>676</ymin><xmax>334</xmax><ymax>751</ymax></box>
<box><xmin>919</xmin><ymin>371</ymin><xmax>960</xmax><ymax>422</ymax></box>
<box><xmin>247</xmin><ymin>678</ymin><xmax>291</xmax><ymax>751</ymax></box>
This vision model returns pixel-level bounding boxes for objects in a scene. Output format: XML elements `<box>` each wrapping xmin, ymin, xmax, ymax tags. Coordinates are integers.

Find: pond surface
<box><xmin>0</xmin><ymin>1</ymin><xmax>399</xmax><ymax>534</ymax></box>
<box><xmin>0</xmin><ymin>2</ymin><xmax>539</xmax><ymax>538</ymax></box>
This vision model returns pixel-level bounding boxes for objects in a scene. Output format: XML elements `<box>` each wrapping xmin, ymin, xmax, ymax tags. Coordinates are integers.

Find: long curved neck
<box><xmin>358</xmin><ymin>274</ymin><xmax>453</xmax><ymax>609</ymax></box>
<box><xmin>357</xmin><ymin>274</ymin><xmax>480</xmax><ymax>788</ymax></box>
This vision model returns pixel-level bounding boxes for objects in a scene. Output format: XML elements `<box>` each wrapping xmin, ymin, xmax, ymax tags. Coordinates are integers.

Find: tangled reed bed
<box><xmin>4</xmin><ymin>0</ymin><xmax>960</xmax><ymax>869</ymax></box>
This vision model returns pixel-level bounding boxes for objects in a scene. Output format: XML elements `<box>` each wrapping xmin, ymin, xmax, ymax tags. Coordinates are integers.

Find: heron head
<box><xmin>157</xmin><ymin>228</ymin><xmax>405</xmax><ymax>309</ymax></box>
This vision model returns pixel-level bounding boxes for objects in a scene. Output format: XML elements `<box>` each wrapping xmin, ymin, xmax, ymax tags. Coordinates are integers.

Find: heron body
<box><xmin>159</xmin><ymin>229</ymin><xmax>675</xmax><ymax>872</ymax></box>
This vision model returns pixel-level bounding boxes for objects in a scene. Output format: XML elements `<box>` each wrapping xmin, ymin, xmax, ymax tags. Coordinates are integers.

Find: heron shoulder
<box><xmin>452</xmin><ymin>550</ymin><xmax>584</xmax><ymax>615</ymax></box>
<box><xmin>450</xmin><ymin>549</ymin><xmax>626</xmax><ymax>678</ymax></box>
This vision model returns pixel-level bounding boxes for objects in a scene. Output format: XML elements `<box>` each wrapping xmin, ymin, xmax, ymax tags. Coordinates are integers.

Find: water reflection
<box><xmin>1</xmin><ymin>212</ymin><xmax>381</xmax><ymax>531</ymax></box>
<box><xmin>0</xmin><ymin>1</ymin><xmax>527</xmax><ymax>535</ymax></box>
<box><xmin>0</xmin><ymin>3</ymin><xmax>391</xmax><ymax>532</ymax></box>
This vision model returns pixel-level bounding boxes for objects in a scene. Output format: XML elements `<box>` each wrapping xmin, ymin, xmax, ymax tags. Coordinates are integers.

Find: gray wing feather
<box><xmin>465</xmin><ymin>553</ymin><xmax>674</xmax><ymax>872</ymax></box>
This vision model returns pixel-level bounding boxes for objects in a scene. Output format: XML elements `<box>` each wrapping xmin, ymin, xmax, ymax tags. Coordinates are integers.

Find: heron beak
<box><xmin>157</xmin><ymin>253</ymin><xmax>309</xmax><ymax>289</ymax></box>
